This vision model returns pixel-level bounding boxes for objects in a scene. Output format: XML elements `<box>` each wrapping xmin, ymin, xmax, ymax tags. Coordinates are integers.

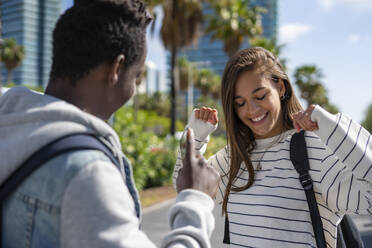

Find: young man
<box><xmin>0</xmin><ymin>0</ymin><xmax>220</xmax><ymax>247</ymax></box>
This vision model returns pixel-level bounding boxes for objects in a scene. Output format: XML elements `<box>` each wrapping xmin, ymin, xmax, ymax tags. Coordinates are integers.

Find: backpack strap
<box><xmin>0</xmin><ymin>133</ymin><xmax>140</xmax><ymax>245</ymax></box>
<box><xmin>290</xmin><ymin>130</ymin><xmax>327</xmax><ymax>248</ymax></box>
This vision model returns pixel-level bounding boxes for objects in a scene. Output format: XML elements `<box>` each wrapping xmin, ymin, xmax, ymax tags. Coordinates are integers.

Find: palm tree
<box><xmin>177</xmin><ymin>56</ymin><xmax>201</xmax><ymax>92</ymax></box>
<box><xmin>205</xmin><ymin>0</ymin><xmax>265</xmax><ymax>57</ymax></box>
<box><xmin>146</xmin><ymin>0</ymin><xmax>203</xmax><ymax>135</ymax></box>
<box><xmin>194</xmin><ymin>68</ymin><xmax>220</xmax><ymax>98</ymax></box>
<box><xmin>294</xmin><ymin>65</ymin><xmax>339</xmax><ymax>114</ymax></box>
<box><xmin>1</xmin><ymin>38</ymin><xmax>25</xmax><ymax>84</ymax></box>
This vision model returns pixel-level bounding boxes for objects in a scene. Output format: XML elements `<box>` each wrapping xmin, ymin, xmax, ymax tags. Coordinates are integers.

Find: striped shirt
<box><xmin>173</xmin><ymin>105</ymin><xmax>372</xmax><ymax>248</ymax></box>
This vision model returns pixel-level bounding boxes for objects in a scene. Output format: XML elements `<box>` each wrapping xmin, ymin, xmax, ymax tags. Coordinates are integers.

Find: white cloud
<box><xmin>279</xmin><ymin>24</ymin><xmax>313</xmax><ymax>43</ymax></box>
<box><xmin>318</xmin><ymin>0</ymin><xmax>372</xmax><ymax>11</ymax></box>
<box><xmin>343</xmin><ymin>0</ymin><xmax>372</xmax><ymax>11</ymax></box>
<box><xmin>348</xmin><ymin>34</ymin><xmax>361</xmax><ymax>43</ymax></box>
<box><xmin>318</xmin><ymin>0</ymin><xmax>334</xmax><ymax>10</ymax></box>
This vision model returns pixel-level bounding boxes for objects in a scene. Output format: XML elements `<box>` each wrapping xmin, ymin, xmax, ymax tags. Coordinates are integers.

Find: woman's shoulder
<box><xmin>298</xmin><ymin>131</ymin><xmax>328</xmax><ymax>153</ymax></box>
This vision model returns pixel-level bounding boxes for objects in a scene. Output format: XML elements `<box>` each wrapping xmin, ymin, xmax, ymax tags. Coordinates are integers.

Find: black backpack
<box><xmin>223</xmin><ymin>131</ymin><xmax>365</xmax><ymax>248</ymax></box>
<box><xmin>0</xmin><ymin>133</ymin><xmax>140</xmax><ymax>247</ymax></box>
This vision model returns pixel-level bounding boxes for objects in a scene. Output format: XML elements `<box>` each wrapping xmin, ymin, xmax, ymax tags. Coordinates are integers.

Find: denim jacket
<box><xmin>3</xmin><ymin>150</ymin><xmax>121</xmax><ymax>247</ymax></box>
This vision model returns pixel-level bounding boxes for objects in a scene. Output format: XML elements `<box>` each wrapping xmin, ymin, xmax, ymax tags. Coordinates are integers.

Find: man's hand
<box><xmin>293</xmin><ymin>104</ymin><xmax>319</xmax><ymax>132</ymax></box>
<box><xmin>195</xmin><ymin>107</ymin><xmax>218</xmax><ymax>125</ymax></box>
<box><xmin>176</xmin><ymin>128</ymin><xmax>220</xmax><ymax>198</ymax></box>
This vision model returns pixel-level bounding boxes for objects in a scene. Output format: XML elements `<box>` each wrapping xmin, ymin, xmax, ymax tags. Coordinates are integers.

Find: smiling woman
<box><xmin>173</xmin><ymin>47</ymin><xmax>372</xmax><ymax>248</ymax></box>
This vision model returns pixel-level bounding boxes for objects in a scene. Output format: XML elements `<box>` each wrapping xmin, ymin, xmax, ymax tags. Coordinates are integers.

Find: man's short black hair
<box><xmin>50</xmin><ymin>0</ymin><xmax>152</xmax><ymax>84</ymax></box>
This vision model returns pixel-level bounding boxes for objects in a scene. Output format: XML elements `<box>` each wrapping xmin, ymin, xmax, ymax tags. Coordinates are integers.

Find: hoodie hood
<box><xmin>0</xmin><ymin>86</ymin><xmax>122</xmax><ymax>185</ymax></box>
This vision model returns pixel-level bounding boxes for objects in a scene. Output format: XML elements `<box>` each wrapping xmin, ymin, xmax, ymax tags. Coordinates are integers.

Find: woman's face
<box><xmin>233</xmin><ymin>70</ymin><xmax>285</xmax><ymax>139</ymax></box>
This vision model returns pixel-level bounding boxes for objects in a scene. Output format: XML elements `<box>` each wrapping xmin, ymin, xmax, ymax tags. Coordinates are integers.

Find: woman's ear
<box><xmin>108</xmin><ymin>54</ymin><xmax>125</xmax><ymax>86</ymax></box>
<box><xmin>277</xmin><ymin>79</ymin><xmax>286</xmax><ymax>98</ymax></box>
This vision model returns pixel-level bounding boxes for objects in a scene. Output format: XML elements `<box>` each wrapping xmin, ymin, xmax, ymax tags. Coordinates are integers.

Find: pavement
<box><xmin>142</xmin><ymin>198</ymin><xmax>372</xmax><ymax>247</ymax></box>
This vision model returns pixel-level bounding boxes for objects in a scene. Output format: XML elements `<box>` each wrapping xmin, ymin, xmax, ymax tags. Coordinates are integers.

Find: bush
<box><xmin>114</xmin><ymin>106</ymin><xmax>179</xmax><ymax>190</ymax></box>
<box><xmin>6</xmin><ymin>82</ymin><xmax>44</xmax><ymax>92</ymax></box>
<box><xmin>204</xmin><ymin>134</ymin><xmax>227</xmax><ymax>159</ymax></box>
<box><xmin>134</xmin><ymin>108</ymin><xmax>184</xmax><ymax>137</ymax></box>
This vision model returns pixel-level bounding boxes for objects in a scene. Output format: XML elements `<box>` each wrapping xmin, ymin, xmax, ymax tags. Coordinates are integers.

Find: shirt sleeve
<box><xmin>311</xmin><ymin>105</ymin><xmax>372</xmax><ymax>214</ymax></box>
<box><xmin>61</xmin><ymin>160</ymin><xmax>215</xmax><ymax>248</ymax></box>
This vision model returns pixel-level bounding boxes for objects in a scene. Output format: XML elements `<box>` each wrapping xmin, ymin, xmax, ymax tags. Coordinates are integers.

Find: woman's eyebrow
<box><xmin>252</xmin><ymin>87</ymin><xmax>265</xmax><ymax>94</ymax></box>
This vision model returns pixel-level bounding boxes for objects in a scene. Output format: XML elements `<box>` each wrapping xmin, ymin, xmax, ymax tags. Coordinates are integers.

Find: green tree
<box><xmin>294</xmin><ymin>65</ymin><xmax>339</xmax><ymax>114</ymax></box>
<box><xmin>177</xmin><ymin>56</ymin><xmax>198</xmax><ymax>91</ymax></box>
<box><xmin>205</xmin><ymin>0</ymin><xmax>265</xmax><ymax>57</ymax></box>
<box><xmin>146</xmin><ymin>0</ymin><xmax>203</xmax><ymax>135</ymax></box>
<box><xmin>194</xmin><ymin>68</ymin><xmax>221</xmax><ymax>99</ymax></box>
<box><xmin>249</xmin><ymin>37</ymin><xmax>287</xmax><ymax>70</ymax></box>
<box><xmin>362</xmin><ymin>103</ymin><xmax>372</xmax><ymax>133</ymax></box>
<box><xmin>136</xmin><ymin>92</ymin><xmax>171</xmax><ymax>118</ymax></box>
<box><xmin>1</xmin><ymin>38</ymin><xmax>25</xmax><ymax>84</ymax></box>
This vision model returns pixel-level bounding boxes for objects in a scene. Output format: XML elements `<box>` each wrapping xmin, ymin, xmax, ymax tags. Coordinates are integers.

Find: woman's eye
<box><xmin>235</xmin><ymin>101</ymin><xmax>245</xmax><ymax>107</ymax></box>
<box><xmin>256</xmin><ymin>94</ymin><xmax>266</xmax><ymax>101</ymax></box>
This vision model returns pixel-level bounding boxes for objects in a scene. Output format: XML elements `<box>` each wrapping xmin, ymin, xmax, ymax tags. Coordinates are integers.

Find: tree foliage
<box><xmin>1</xmin><ymin>38</ymin><xmax>25</xmax><ymax>83</ymax></box>
<box><xmin>362</xmin><ymin>103</ymin><xmax>372</xmax><ymax>133</ymax></box>
<box><xmin>114</xmin><ymin>106</ymin><xmax>179</xmax><ymax>190</ymax></box>
<box><xmin>205</xmin><ymin>0</ymin><xmax>265</xmax><ymax>57</ymax></box>
<box><xmin>177</xmin><ymin>56</ymin><xmax>198</xmax><ymax>90</ymax></box>
<box><xmin>294</xmin><ymin>65</ymin><xmax>339</xmax><ymax>114</ymax></box>
<box><xmin>194</xmin><ymin>68</ymin><xmax>221</xmax><ymax>99</ymax></box>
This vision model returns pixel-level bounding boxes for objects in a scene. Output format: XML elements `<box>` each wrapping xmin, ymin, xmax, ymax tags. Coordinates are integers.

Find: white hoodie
<box><xmin>0</xmin><ymin>86</ymin><xmax>214</xmax><ymax>248</ymax></box>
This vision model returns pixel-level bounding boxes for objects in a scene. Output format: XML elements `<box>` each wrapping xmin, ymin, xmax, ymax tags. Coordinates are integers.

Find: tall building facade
<box><xmin>1</xmin><ymin>0</ymin><xmax>61</xmax><ymax>87</ymax></box>
<box><xmin>180</xmin><ymin>0</ymin><xmax>278</xmax><ymax>76</ymax></box>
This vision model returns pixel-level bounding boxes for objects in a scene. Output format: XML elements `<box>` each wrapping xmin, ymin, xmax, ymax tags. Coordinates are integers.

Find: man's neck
<box><xmin>45</xmin><ymin>79</ymin><xmax>109</xmax><ymax>120</ymax></box>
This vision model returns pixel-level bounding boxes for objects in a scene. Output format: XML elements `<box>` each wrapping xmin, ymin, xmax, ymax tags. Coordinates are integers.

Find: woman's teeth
<box><xmin>252</xmin><ymin>114</ymin><xmax>266</xmax><ymax>122</ymax></box>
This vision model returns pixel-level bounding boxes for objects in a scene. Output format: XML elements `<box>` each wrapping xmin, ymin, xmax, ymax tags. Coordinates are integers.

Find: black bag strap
<box><xmin>0</xmin><ymin>133</ymin><xmax>123</xmax><ymax>246</ymax></box>
<box><xmin>290</xmin><ymin>130</ymin><xmax>327</xmax><ymax>248</ymax></box>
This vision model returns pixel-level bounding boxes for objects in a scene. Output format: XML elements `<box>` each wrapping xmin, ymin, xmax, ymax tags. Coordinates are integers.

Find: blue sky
<box><xmin>63</xmin><ymin>0</ymin><xmax>372</xmax><ymax>122</ymax></box>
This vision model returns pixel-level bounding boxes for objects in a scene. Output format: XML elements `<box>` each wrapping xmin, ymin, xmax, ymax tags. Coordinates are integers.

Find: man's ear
<box><xmin>108</xmin><ymin>54</ymin><xmax>125</xmax><ymax>86</ymax></box>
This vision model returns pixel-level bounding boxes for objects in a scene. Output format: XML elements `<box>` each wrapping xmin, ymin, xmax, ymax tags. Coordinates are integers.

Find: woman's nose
<box><xmin>246</xmin><ymin>100</ymin><xmax>260</xmax><ymax>116</ymax></box>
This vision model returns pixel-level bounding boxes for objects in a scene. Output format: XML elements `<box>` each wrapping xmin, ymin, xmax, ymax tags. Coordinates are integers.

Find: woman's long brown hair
<box><xmin>221</xmin><ymin>47</ymin><xmax>303</xmax><ymax>214</ymax></box>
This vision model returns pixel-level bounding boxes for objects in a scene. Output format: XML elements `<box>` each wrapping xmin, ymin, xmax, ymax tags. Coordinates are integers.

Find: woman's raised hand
<box><xmin>195</xmin><ymin>107</ymin><xmax>218</xmax><ymax>125</ymax></box>
<box><xmin>176</xmin><ymin>128</ymin><xmax>220</xmax><ymax>198</ymax></box>
<box><xmin>293</xmin><ymin>104</ymin><xmax>319</xmax><ymax>132</ymax></box>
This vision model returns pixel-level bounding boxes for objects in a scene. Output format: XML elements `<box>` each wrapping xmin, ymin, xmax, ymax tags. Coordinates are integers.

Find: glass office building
<box><xmin>1</xmin><ymin>0</ymin><xmax>61</xmax><ymax>87</ymax></box>
<box><xmin>180</xmin><ymin>0</ymin><xmax>278</xmax><ymax>76</ymax></box>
